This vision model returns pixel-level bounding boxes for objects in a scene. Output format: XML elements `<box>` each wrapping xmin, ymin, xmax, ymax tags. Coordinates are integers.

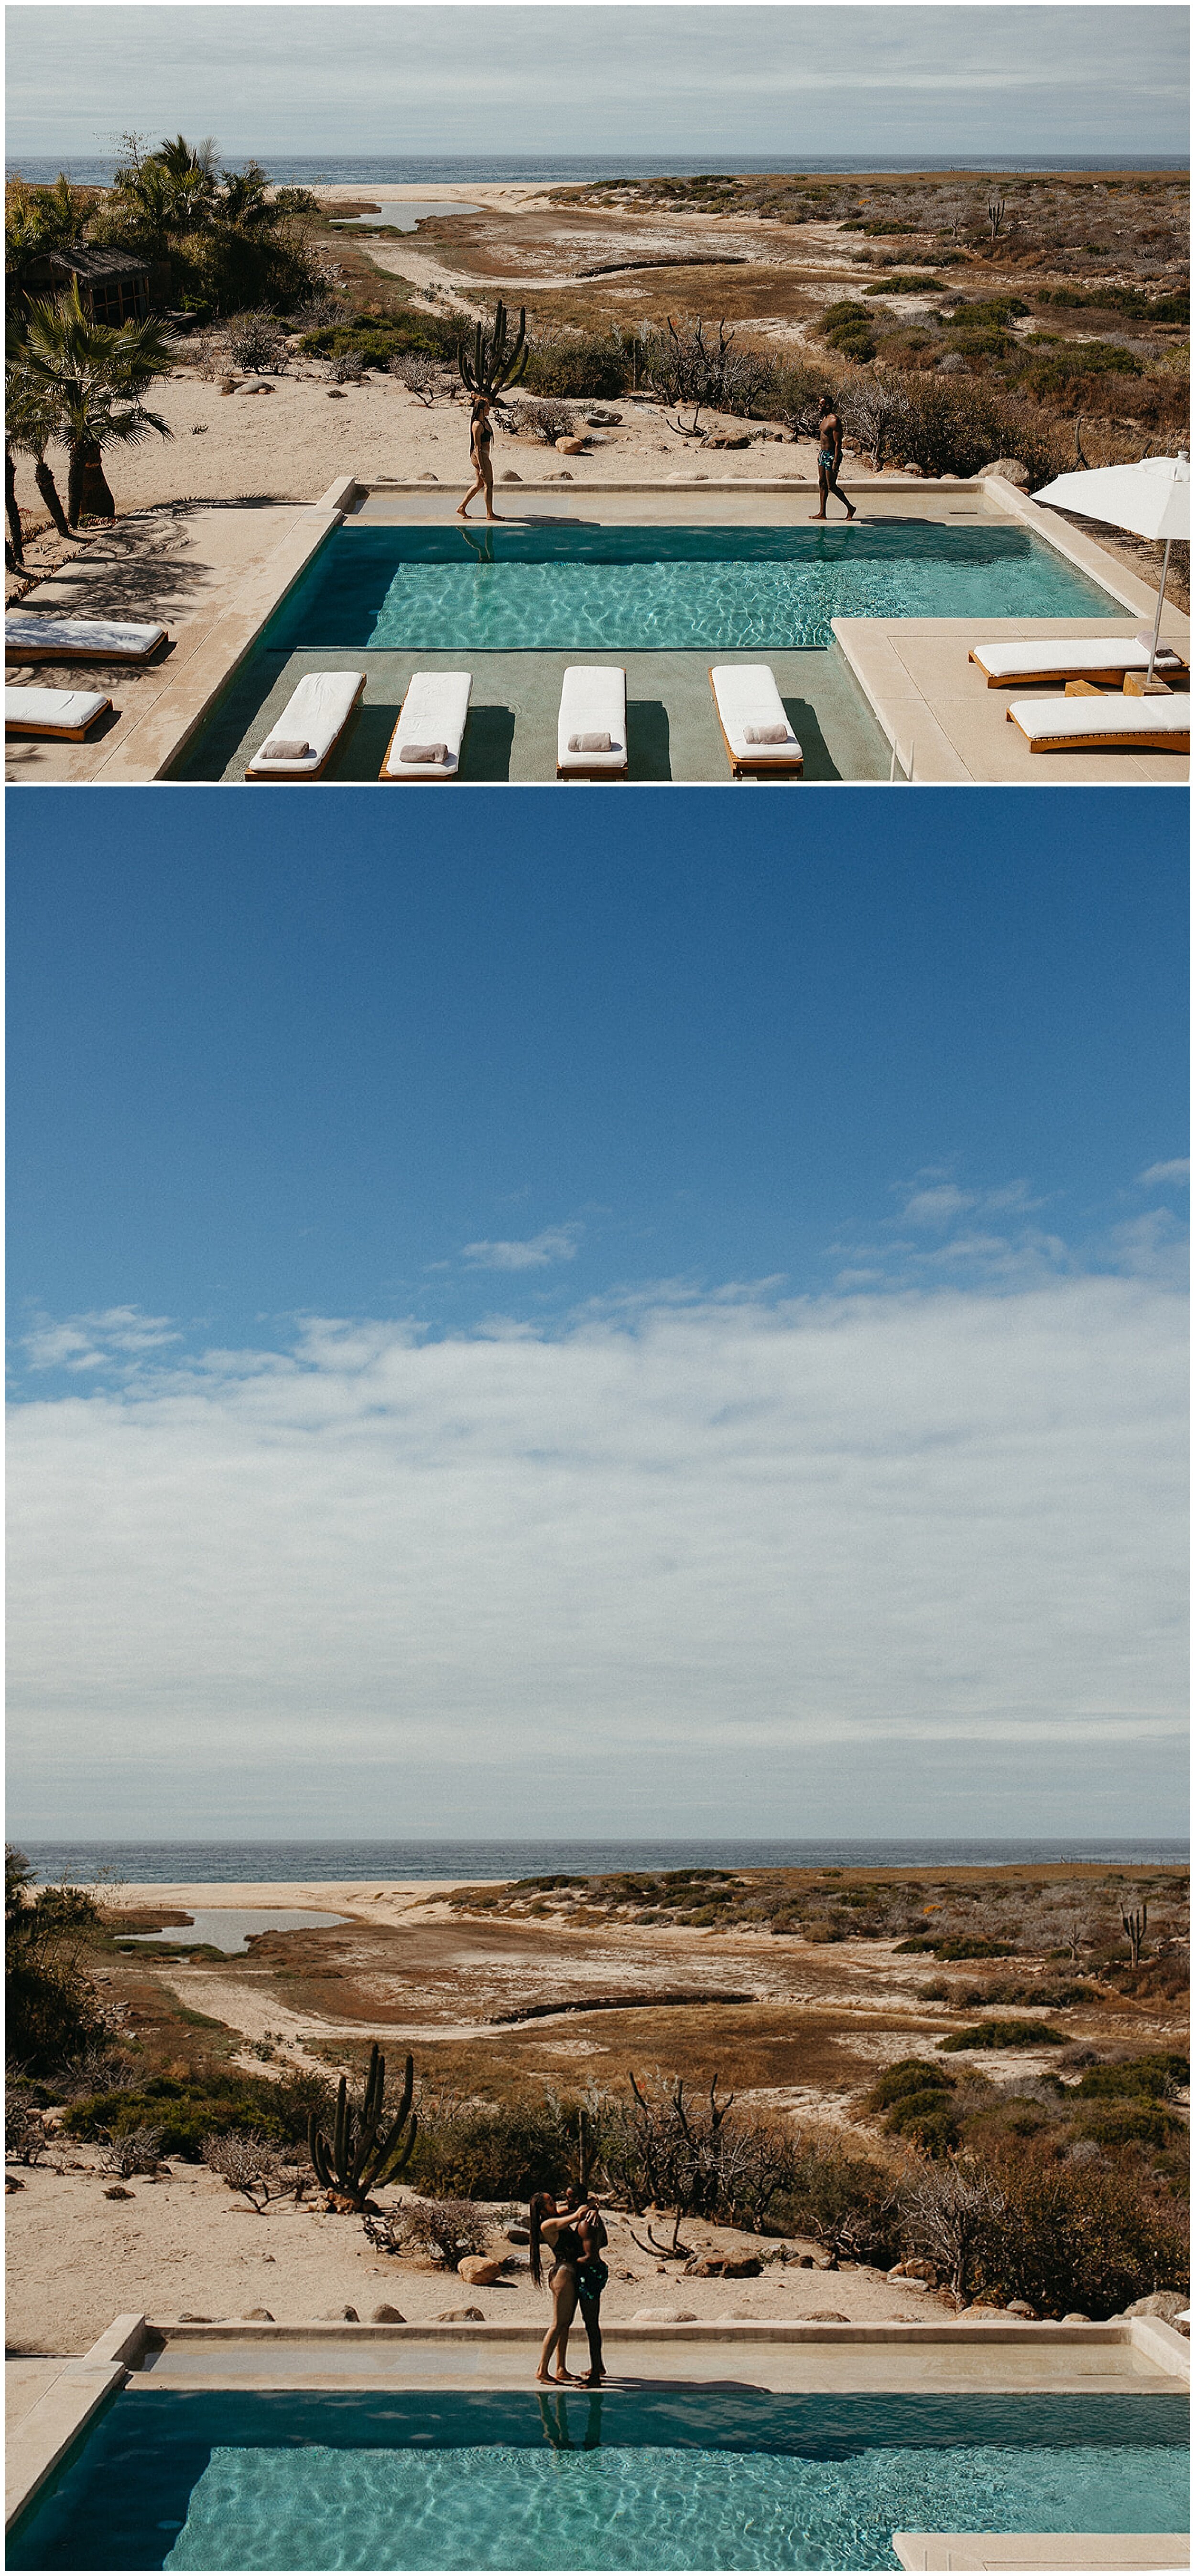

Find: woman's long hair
<box><xmin>529</xmin><ymin>2190</ymin><xmax>554</xmax><ymax>2289</ymax></box>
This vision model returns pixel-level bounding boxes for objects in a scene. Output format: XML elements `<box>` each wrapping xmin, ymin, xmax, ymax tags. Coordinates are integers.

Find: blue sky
<box><xmin>7</xmin><ymin>788</ymin><xmax>1189</xmax><ymax>1840</ymax></box>
<box><xmin>6</xmin><ymin>6</ymin><xmax>1189</xmax><ymax>163</ymax></box>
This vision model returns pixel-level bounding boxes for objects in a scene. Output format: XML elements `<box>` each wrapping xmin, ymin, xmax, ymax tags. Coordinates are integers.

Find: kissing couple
<box><xmin>529</xmin><ymin>2185</ymin><xmax>609</xmax><ymax>2384</ymax></box>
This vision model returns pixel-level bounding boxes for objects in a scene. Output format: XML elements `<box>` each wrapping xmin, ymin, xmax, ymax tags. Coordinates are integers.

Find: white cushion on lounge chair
<box><xmin>1008</xmin><ymin>694</ymin><xmax>1191</xmax><ymax>748</ymax></box>
<box><xmin>5</xmin><ymin>685</ymin><xmax>110</xmax><ymax>736</ymax></box>
<box><xmin>971</xmin><ymin>636</ymin><xmax>1185</xmax><ymax>684</ymax></box>
<box><xmin>711</xmin><ymin>665</ymin><xmax>802</xmax><ymax>765</ymax></box>
<box><xmin>557</xmin><ymin>667</ymin><xmax>627</xmax><ymax>773</ymax></box>
<box><xmin>246</xmin><ymin>672</ymin><xmax>365</xmax><ymax>777</ymax></box>
<box><xmin>4</xmin><ymin>613</ymin><xmax>166</xmax><ymax>661</ymax></box>
<box><xmin>383</xmin><ymin>672</ymin><xmax>472</xmax><ymax>779</ymax></box>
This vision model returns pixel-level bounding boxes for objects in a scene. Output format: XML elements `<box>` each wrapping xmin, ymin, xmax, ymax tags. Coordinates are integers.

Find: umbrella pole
<box><xmin>1147</xmin><ymin>539</ymin><xmax>1171</xmax><ymax>684</ymax></box>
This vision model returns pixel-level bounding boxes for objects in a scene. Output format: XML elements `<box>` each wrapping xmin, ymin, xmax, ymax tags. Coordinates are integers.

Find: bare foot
<box><xmin>553</xmin><ymin>2370</ymin><xmax>584</xmax><ymax>2383</ymax></box>
<box><xmin>808</xmin><ymin>512</ymin><xmax>827</xmax><ymax>521</ymax></box>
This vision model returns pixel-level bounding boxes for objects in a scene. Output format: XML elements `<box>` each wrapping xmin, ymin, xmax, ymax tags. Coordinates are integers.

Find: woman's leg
<box><xmin>579</xmin><ymin>2295</ymin><xmax>604</xmax><ymax>2382</ymax></box>
<box><xmin>456</xmin><ymin>466</ymin><xmax>485</xmax><ymax>518</ymax></box>
<box><xmin>536</xmin><ymin>2266</ymin><xmax>580</xmax><ymax>2381</ymax></box>
<box><xmin>481</xmin><ymin>457</ymin><xmax>498</xmax><ymax>522</ymax></box>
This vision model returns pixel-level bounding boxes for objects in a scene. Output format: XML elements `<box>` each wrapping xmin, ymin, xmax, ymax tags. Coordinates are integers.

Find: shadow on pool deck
<box><xmin>173</xmin><ymin>646</ymin><xmax>890</xmax><ymax>785</ymax></box>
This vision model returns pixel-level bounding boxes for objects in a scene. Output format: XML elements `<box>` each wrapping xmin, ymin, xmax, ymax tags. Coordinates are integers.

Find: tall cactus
<box><xmin>458</xmin><ymin>300</ymin><xmax>529</xmax><ymax>401</ymax></box>
<box><xmin>308</xmin><ymin>2044</ymin><xmax>417</xmax><ymax>2208</ymax></box>
<box><xmin>1120</xmin><ymin>1902</ymin><xmax>1148</xmax><ymax>1968</ymax></box>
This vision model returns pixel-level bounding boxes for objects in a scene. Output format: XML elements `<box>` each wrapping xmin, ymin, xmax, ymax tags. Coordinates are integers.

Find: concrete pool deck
<box><xmin>7</xmin><ymin>2312</ymin><xmax>1188</xmax><ymax>2532</ymax></box>
<box><xmin>5</xmin><ymin>471</ymin><xmax>1189</xmax><ymax>785</ymax></box>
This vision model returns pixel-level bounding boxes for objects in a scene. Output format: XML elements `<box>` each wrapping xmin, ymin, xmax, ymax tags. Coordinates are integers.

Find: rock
<box><xmin>500</xmin><ymin>471</ymin><xmax>522</xmax><ymax>483</ymax></box>
<box><xmin>419</xmin><ymin>471</ymin><xmax>438</xmax><ymax>480</ymax></box>
<box><xmin>806</xmin><ymin>2311</ymin><xmax>848</xmax><ymax>2323</ymax></box>
<box><xmin>547</xmin><ymin>472</ymin><xmax>573</xmax><ymax>481</ymax></box>
<box><xmin>585</xmin><ymin>411</ymin><xmax>622</xmax><ymax>426</ymax></box>
<box><xmin>706</xmin><ymin>432</ymin><xmax>750</xmax><ymax>449</ymax></box>
<box><xmin>190</xmin><ymin>426</ymin><xmax>209</xmax><ymax>435</ymax></box>
<box><xmin>690</xmin><ymin>2257</ymin><xmax>727</xmax><ymax>2278</ymax></box>
<box><xmin>1006</xmin><ymin>2301</ymin><xmax>1037</xmax><ymax>2319</ymax></box>
<box><xmin>887</xmin><ymin>2264</ymin><xmax>908</xmax><ymax>2280</ymax></box>
<box><xmin>457</xmin><ymin>2257</ymin><xmax>504</xmax><ymax>2285</ymax></box>
<box><xmin>177</xmin><ymin>2314</ymin><xmax>214</xmax><ymax>2324</ymax></box>
<box><xmin>1122</xmin><ymin>2291</ymin><xmax>1189</xmax><ymax>2325</ymax></box>
<box><xmin>903</xmin><ymin>2259</ymin><xmax>937</xmax><ymax>2282</ymax></box>
<box><xmin>218</xmin><ymin>377</ymin><xmax>236</xmax><ymax>395</ymax></box>
<box><xmin>320</xmin><ymin>2306</ymin><xmax>359</xmax><ymax>2321</ymax></box>
<box><xmin>326</xmin><ymin>389</ymin><xmax>346</xmax><ymax>400</ymax></box>
<box><xmin>631</xmin><ymin>2307</ymin><xmax>697</xmax><ymax>2323</ymax></box>
<box><xmin>722</xmin><ymin>2256</ymin><xmax>762</xmax><ymax>2279</ymax></box>
<box><xmin>796</xmin><ymin>2254</ymin><xmax>815</xmax><ymax>2269</ymax></box>
<box><xmin>370</xmin><ymin>2304</ymin><xmax>406</xmax><ymax>2323</ymax></box>
<box><xmin>505</xmin><ymin>2223</ymin><xmax>531</xmax><ymax>2244</ymax></box>
<box><xmin>436</xmin><ymin>2306</ymin><xmax>485</xmax><ymax>2322</ymax></box>
<box><xmin>102</xmin><ymin>2185</ymin><xmax>134</xmax><ymax>2201</ymax></box>
<box><xmin>983</xmin><ymin>458</ymin><xmax>1030</xmax><ymax>487</ymax></box>
<box><xmin>6</xmin><ymin>2176</ymin><xmax>24</xmax><ymax>2193</ymax></box>
<box><xmin>1062</xmin><ymin>2312</ymin><xmax>1092</xmax><ymax>2324</ymax></box>
<box><xmin>243</xmin><ymin>2309</ymin><xmax>274</xmax><ymax>2321</ymax></box>
<box><xmin>236</xmin><ymin>379</ymin><xmax>274</xmax><ymax>395</ymax></box>
<box><xmin>959</xmin><ymin>2304</ymin><xmax>1007</xmax><ymax>2320</ymax></box>
<box><xmin>555</xmin><ymin>436</ymin><xmax>587</xmax><ymax>455</ymax></box>
<box><xmin>898</xmin><ymin>2277</ymin><xmax>931</xmax><ymax>2292</ymax></box>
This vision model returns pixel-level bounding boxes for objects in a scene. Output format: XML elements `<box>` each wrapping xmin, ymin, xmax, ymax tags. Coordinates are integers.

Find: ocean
<box><xmin>18</xmin><ymin>1837</ymin><xmax>1188</xmax><ymax>1886</ymax></box>
<box><xmin>7</xmin><ymin>153</ymin><xmax>1186</xmax><ymax>188</ymax></box>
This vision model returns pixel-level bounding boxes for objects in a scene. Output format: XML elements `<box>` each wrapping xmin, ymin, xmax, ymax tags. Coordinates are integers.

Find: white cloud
<box><xmin>7</xmin><ymin>1273</ymin><xmax>1187</xmax><ymax>1830</ymax></box>
<box><xmin>19</xmin><ymin>1307</ymin><xmax>180</xmax><ymax>1373</ymax></box>
<box><xmin>1139</xmin><ymin>1159</ymin><xmax>1190</xmax><ymax>1188</ymax></box>
<box><xmin>462</xmin><ymin>1225</ymin><xmax>581</xmax><ymax>1271</ymax></box>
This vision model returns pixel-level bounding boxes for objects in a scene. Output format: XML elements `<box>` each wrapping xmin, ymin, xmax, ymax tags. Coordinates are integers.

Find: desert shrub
<box><xmin>885</xmin><ymin>2092</ymin><xmax>962</xmax><ymax>2155</ymax></box>
<box><xmin>412</xmin><ymin>2094</ymin><xmax>580</xmax><ymax>2199</ymax></box>
<box><xmin>1075</xmin><ymin>2052</ymin><xmax>1188</xmax><ymax>2101</ymax></box>
<box><xmin>98</xmin><ymin>2122</ymin><xmax>164</xmax><ymax>2177</ymax></box>
<box><xmin>901</xmin><ymin>2154</ymin><xmax>1008</xmax><ymax>2297</ymax></box>
<box><xmin>1014</xmin><ymin>343</ymin><xmax>1141</xmax><ymax>403</ymax></box>
<box><xmin>6</xmin><ymin>1849</ymin><xmax>110</xmax><ymax>2076</ymax></box>
<box><xmin>1073</xmin><ymin>2101</ymin><xmax>1184</xmax><ymax>2151</ymax></box>
<box><xmin>944</xmin><ymin>296</ymin><xmax>1030</xmax><ymax>327</ymax></box>
<box><xmin>867</xmin><ymin>2059</ymin><xmax>955</xmax><ymax>2112</ymax></box>
<box><xmin>388</xmin><ymin>351</ymin><xmax>444</xmax><ymax>404</ymax></box>
<box><xmin>225</xmin><ymin>310</ymin><xmax>287</xmax><ymax>372</ymax></box>
<box><xmin>47</xmin><ymin>2046</ymin><xmax>140</xmax><ymax>2103</ymax></box>
<box><xmin>65</xmin><ymin>2077</ymin><xmax>285</xmax><ymax>2160</ymax></box>
<box><xmin>881</xmin><ymin>376</ymin><xmax>1064</xmax><ymax>485</ymax></box>
<box><xmin>940</xmin><ymin>2020</ymin><xmax>1066</xmax><ymax>2053</ymax></box>
<box><xmin>329</xmin><ymin>348</ymin><xmax>364</xmax><ymax>384</ymax></box>
<box><xmin>363</xmin><ymin>2195</ymin><xmax>490</xmax><ymax>2267</ymax></box>
<box><xmin>780</xmin><ymin>2141</ymin><xmax>902</xmax><ymax>2265</ymax></box>
<box><xmin>1036</xmin><ymin>285</ymin><xmax>1188</xmax><ymax>324</ymax></box>
<box><xmin>865</xmin><ymin>276</ymin><xmax>946</xmax><ymax>297</ymax></box>
<box><xmin>895</xmin><ymin>1938</ymin><xmax>1016</xmax><ymax>1959</ymax></box>
<box><xmin>509</xmin><ymin>396</ymin><xmax>576</xmax><ymax>444</ymax></box>
<box><xmin>5</xmin><ymin>2085</ymin><xmax>50</xmax><ymax>2166</ymax></box>
<box><xmin>821</xmin><ymin>303</ymin><xmax>877</xmax><ymax>362</ymax></box>
<box><xmin>202</xmin><ymin>2130</ymin><xmax>304</xmax><ymax>2208</ymax></box>
<box><xmin>973</xmin><ymin>2147</ymin><xmax>1190</xmax><ymax>2315</ymax></box>
<box><xmin>522</xmin><ymin>333</ymin><xmax>629</xmax><ymax>400</ymax></box>
<box><xmin>946</xmin><ymin>328</ymin><xmax>1015</xmax><ymax>360</ymax></box>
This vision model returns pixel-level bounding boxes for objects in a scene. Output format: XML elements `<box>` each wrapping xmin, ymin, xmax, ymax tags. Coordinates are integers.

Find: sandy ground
<box><xmin>5</xmin><ymin>2156</ymin><xmax>950</xmax><ymax>2360</ymax></box>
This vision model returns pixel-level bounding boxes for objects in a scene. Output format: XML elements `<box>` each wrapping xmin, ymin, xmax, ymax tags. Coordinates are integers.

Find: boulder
<box><xmin>177</xmin><ymin>2314</ymin><xmax>215</xmax><ymax>2323</ymax></box>
<box><xmin>236</xmin><ymin>379</ymin><xmax>274</xmax><ymax>396</ymax></box>
<box><xmin>585</xmin><ymin>411</ymin><xmax>622</xmax><ymax>426</ymax></box>
<box><xmin>321</xmin><ymin>2306</ymin><xmax>359</xmax><ymax>2321</ymax></box>
<box><xmin>547</xmin><ymin>472</ymin><xmax>574</xmax><ymax>481</ymax></box>
<box><xmin>1005</xmin><ymin>2301</ymin><xmax>1037</xmax><ymax>2319</ymax></box>
<box><xmin>102</xmin><ymin>2184</ymin><xmax>134</xmax><ymax>2201</ymax></box>
<box><xmin>1121</xmin><ymin>2291</ymin><xmax>1190</xmax><ymax>2325</ymax></box>
<box><xmin>983</xmin><ymin>458</ymin><xmax>1030</xmax><ymax>488</ymax></box>
<box><xmin>631</xmin><ymin>2307</ymin><xmax>697</xmax><ymax>2323</ymax></box>
<box><xmin>706</xmin><ymin>432</ymin><xmax>750</xmax><ymax>449</ymax></box>
<box><xmin>243</xmin><ymin>2309</ymin><xmax>274</xmax><ymax>2321</ymax></box>
<box><xmin>436</xmin><ymin>2305</ymin><xmax>486</xmax><ymax>2322</ymax></box>
<box><xmin>505</xmin><ymin>2223</ymin><xmax>531</xmax><ymax>2244</ymax></box>
<box><xmin>6</xmin><ymin>2176</ymin><xmax>24</xmax><ymax>2194</ymax></box>
<box><xmin>806</xmin><ymin>2310</ymin><xmax>848</xmax><ymax>2323</ymax></box>
<box><xmin>370</xmin><ymin>2304</ymin><xmax>406</xmax><ymax>2323</ymax></box>
<box><xmin>555</xmin><ymin>437</ymin><xmax>587</xmax><ymax>455</ymax></box>
<box><xmin>1062</xmin><ymin>2312</ymin><xmax>1092</xmax><ymax>2324</ymax></box>
<box><xmin>722</xmin><ymin>2256</ymin><xmax>762</xmax><ymax>2279</ymax></box>
<box><xmin>326</xmin><ymin>389</ymin><xmax>346</xmax><ymax>400</ymax></box>
<box><xmin>500</xmin><ymin>471</ymin><xmax>522</xmax><ymax>483</ymax></box>
<box><xmin>457</xmin><ymin>2257</ymin><xmax>504</xmax><ymax>2285</ymax></box>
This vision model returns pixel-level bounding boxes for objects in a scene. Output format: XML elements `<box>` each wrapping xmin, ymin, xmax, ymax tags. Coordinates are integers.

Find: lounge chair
<box><xmin>380</xmin><ymin>672</ymin><xmax>472</xmax><ymax>781</ymax></box>
<box><xmin>245</xmin><ymin>672</ymin><xmax>367</xmax><ymax>780</ymax></box>
<box><xmin>970</xmin><ymin>636</ymin><xmax>1188</xmax><ymax>688</ymax></box>
<box><xmin>5</xmin><ymin>685</ymin><xmax>112</xmax><ymax>740</ymax></box>
<box><xmin>1006</xmin><ymin>693</ymin><xmax>1190</xmax><ymax>754</ymax></box>
<box><xmin>556</xmin><ymin>667</ymin><xmax>628</xmax><ymax>779</ymax></box>
<box><xmin>4</xmin><ymin>613</ymin><xmax>167</xmax><ymax>663</ymax></box>
<box><xmin>709</xmin><ymin>666</ymin><xmax>803</xmax><ymax>778</ymax></box>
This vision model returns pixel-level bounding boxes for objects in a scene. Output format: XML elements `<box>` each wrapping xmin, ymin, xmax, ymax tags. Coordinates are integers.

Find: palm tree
<box><xmin>5</xmin><ymin>355</ymin><xmax>72</xmax><ymax>562</ymax></box>
<box><xmin>21</xmin><ymin>284</ymin><xmax>179</xmax><ymax>526</ymax></box>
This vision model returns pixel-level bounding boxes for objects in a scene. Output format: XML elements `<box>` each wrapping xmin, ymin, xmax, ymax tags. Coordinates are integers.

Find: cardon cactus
<box><xmin>458</xmin><ymin>300</ymin><xmax>528</xmax><ymax>400</ymax></box>
<box><xmin>308</xmin><ymin>2045</ymin><xmax>417</xmax><ymax>2207</ymax></box>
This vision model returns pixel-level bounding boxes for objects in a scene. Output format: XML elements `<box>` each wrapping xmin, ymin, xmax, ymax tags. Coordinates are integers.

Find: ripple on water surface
<box><xmin>163</xmin><ymin>2439</ymin><xmax>1187</xmax><ymax>2572</ymax></box>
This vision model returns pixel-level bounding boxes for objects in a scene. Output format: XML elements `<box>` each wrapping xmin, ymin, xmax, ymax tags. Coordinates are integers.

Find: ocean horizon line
<box><xmin>7</xmin><ymin>152</ymin><xmax>1188</xmax><ymax>186</ymax></box>
<box><xmin>17</xmin><ymin>1834</ymin><xmax>1189</xmax><ymax>1885</ymax></box>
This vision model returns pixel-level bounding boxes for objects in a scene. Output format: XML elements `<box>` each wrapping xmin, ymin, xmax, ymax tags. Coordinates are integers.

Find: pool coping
<box><xmin>7</xmin><ymin>2313</ymin><xmax>1187</xmax><ymax>2531</ymax></box>
<box><xmin>66</xmin><ymin>468</ymin><xmax>1169</xmax><ymax>786</ymax></box>
<box><xmin>892</xmin><ymin>2539</ymin><xmax>1189</xmax><ymax>2571</ymax></box>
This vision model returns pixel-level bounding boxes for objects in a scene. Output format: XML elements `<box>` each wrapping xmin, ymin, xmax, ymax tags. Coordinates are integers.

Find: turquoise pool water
<box><xmin>10</xmin><ymin>2389</ymin><xmax>1187</xmax><ymax>2571</ymax></box>
<box><xmin>262</xmin><ymin>523</ymin><xmax>1120</xmax><ymax>655</ymax></box>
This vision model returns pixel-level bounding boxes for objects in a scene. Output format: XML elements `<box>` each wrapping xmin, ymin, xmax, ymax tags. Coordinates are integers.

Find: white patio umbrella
<box><xmin>1032</xmin><ymin>451</ymin><xmax>1189</xmax><ymax>682</ymax></box>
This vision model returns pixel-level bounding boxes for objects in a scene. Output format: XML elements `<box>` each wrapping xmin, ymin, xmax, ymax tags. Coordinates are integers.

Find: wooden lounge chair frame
<box><xmin>5</xmin><ymin>695</ymin><xmax>113</xmax><ymax>740</ymax></box>
<box><xmin>1006</xmin><ymin>701</ymin><xmax>1191</xmax><ymax>755</ymax></box>
<box><xmin>247</xmin><ymin>673</ymin><xmax>367</xmax><ymax>782</ymax></box>
<box><xmin>380</xmin><ymin>707</ymin><xmax>470</xmax><ymax>783</ymax></box>
<box><xmin>970</xmin><ymin>644</ymin><xmax>1190</xmax><ymax>690</ymax></box>
<box><xmin>708</xmin><ymin>669</ymin><xmax>804</xmax><ymax>779</ymax></box>
<box><xmin>5</xmin><ymin>624</ymin><xmax>167</xmax><ymax>665</ymax></box>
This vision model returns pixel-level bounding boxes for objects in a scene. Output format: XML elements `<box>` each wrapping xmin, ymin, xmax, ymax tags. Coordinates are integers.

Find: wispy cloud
<box><xmin>1139</xmin><ymin>1158</ymin><xmax>1190</xmax><ymax>1188</ymax></box>
<box><xmin>462</xmin><ymin>1225</ymin><xmax>582</xmax><ymax>1272</ymax></box>
<box><xmin>20</xmin><ymin>1307</ymin><xmax>180</xmax><ymax>1374</ymax></box>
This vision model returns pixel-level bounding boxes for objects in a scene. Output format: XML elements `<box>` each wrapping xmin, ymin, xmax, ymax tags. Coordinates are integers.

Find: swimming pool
<box><xmin>260</xmin><ymin>522</ymin><xmax>1121</xmax><ymax>656</ymax></box>
<box><xmin>10</xmin><ymin>2388</ymin><xmax>1187</xmax><ymax>2571</ymax></box>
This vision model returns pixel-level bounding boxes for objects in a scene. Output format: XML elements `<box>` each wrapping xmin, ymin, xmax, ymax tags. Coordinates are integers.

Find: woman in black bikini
<box><xmin>530</xmin><ymin>2190</ymin><xmax>585</xmax><ymax>2382</ymax></box>
<box><xmin>457</xmin><ymin>394</ymin><xmax>498</xmax><ymax>521</ymax></box>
